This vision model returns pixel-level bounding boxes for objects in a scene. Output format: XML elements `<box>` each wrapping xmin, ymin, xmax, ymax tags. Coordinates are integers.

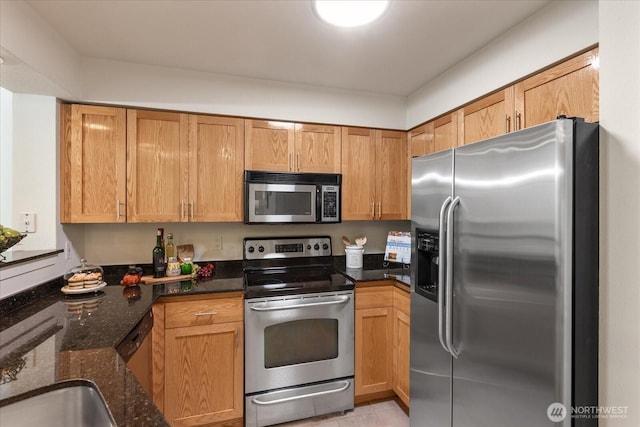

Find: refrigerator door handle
<box><xmin>438</xmin><ymin>196</ymin><xmax>453</xmax><ymax>354</ymax></box>
<box><xmin>445</xmin><ymin>196</ymin><xmax>461</xmax><ymax>358</ymax></box>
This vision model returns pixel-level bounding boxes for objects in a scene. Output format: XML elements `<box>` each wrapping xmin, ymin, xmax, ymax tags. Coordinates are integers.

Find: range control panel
<box><xmin>243</xmin><ymin>236</ymin><xmax>332</xmax><ymax>260</ymax></box>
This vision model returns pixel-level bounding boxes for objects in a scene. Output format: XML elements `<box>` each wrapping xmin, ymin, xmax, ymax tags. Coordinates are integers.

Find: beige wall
<box><xmin>81</xmin><ymin>221</ymin><xmax>410</xmax><ymax>266</ymax></box>
<box><xmin>599</xmin><ymin>2</ymin><xmax>640</xmax><ymax>426</ymax></box>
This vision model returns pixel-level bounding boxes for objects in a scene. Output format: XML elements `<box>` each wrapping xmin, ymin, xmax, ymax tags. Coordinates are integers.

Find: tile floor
<box><xmin>276</xmin><ymin>399</ymin><xmax>409</xmax><ymax>427</ymax></box>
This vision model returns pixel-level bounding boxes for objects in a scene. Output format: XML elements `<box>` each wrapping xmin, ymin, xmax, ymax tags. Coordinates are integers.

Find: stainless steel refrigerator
<box><xmin>410</xmin><ymin>118</ymin><xmax>599</xmax><ymax>427</ymax></box>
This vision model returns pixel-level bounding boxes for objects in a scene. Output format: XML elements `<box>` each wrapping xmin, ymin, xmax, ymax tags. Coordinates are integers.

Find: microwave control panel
<box><xmin>320</xmin><ymin>185</ymin><xmax>340</xmax><ymax>222</ymax></box>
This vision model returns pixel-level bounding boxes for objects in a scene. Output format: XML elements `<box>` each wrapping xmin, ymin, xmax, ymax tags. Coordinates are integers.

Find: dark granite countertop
<box><xmin>0</xmin><ymin>270</ymin><xmax>243</xmax><ymax>426</ymax></box>
<box><xmin>0</xmin><ymin>255</ymin><xmax>410</xmax><ymax>425</ymax></box>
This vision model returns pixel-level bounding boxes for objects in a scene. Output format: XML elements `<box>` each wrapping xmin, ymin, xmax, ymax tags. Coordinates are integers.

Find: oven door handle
<box><xmin>250</xmin><ymin>380</ymin><xmax>351</xmax><ymax>406</ymax></box>
<box><xmin>248</xmin><ymin>295</ymin><xmax>350</xmax><ymax>311</ymax></box>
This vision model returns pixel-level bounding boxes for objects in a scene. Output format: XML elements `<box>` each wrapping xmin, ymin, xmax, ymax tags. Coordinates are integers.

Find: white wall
<box><xmin>0</xmin><ymin>87</ymin><xmax>13</xmax><ymax>225</ymax></box>
<box><xmin>11</xmin><ymin>93</ymin><xmax>57</xmax><ymax>249</ymax></box>
<box><xmin>407</xmin><ymin>0</ymin><xmax>599</xmax><ymax>128</ymax></box>
<box><xmin>0</xmin><ymin>0</ymin><xmax>81</xmax><ymax>98</ymax></box>
<box><xmin>80</xmin><ymin>58</ymin><xmax>407</xmax><ymax>130</ymax></box>
<box><xmin>599</xmin><ymin>2</ymin><xmax>640</xmax><ymax>426</ymax></box>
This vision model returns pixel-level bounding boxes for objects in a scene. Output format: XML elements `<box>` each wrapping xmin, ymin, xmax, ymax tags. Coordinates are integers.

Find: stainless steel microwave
<box><xmin>244</xmin><ymin>171</ymin><xmax>341</xmax><ymax>224</ymax></box>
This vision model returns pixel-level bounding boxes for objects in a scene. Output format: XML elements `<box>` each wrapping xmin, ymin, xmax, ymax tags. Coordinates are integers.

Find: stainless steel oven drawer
<box><xmin>245</xmin><ymin>378</ymin><xmax>354</xmax><ymax>427</ymax></box>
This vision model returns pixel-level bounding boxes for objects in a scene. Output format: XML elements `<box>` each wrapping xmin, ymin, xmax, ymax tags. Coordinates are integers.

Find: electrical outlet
<box><xmin>65</xmin><ymin>241</ymin><xmax>72</xmax><ymax>260</ymax></box>
<box><xmin>20</xmin><ymin>212</ymin><xmax>36</xmax><ymax>233</ymax></box>
<box><xmin>215</xmin><ymin>235</ymin><xmax>223</xmax><ymax>250</ymax></box>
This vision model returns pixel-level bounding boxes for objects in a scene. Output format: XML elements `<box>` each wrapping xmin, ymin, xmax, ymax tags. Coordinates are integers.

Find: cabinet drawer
<box><xmin>356</xmin><ymin>286</ymin><xmax>393</xmax><ymax>310</ymax></box>
<box><xmin>165</xmin><ymin>296</ymin><xmax>243</xmax><ymax>329</ymax></box>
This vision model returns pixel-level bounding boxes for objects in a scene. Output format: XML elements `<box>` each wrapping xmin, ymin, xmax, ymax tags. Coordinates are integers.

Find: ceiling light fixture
<box><xmin>313</xmin><ymin>0</ymin><xmax>390</xmax><ymax>28</ymax></box>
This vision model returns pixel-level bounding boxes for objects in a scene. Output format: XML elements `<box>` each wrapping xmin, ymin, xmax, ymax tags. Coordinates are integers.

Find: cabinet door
<box><xmin>433</xmin><ymin>113</ymin><xmax>458</xmax><ymax>153</ymax></box>
<box><xmin>341</xmin><ymin>127</ymin><xmax>376</xmax><ymax>220</ymax></box>
<box><xmin>164</xmin><ymin>322</ymin><xmax>244</xmax><ymax>427</ymax></box>
<box><xmin>355</xmin><ymin>306</ymin><xmax>394</xmax><ymax>397</ymax></box>
<box><xmin>355</xmin><ymin>285</ymin><xmax>394</xmax><ymax>398</ymax></box>
<box><xmin>393</xmin><ymin>289</ymin><xmax>411</xmax><ymax>407</ymax></box>
<box><xmin>376</xmin><ymin>130</ymin><xmax>407</xmax><ymax>220</ymax></box>
<box><xmin>294</xmin><ymin>123</ymin><xmax>341</xmax><ymax>173</ymax></box>
<box><xmin>188</xmin><ymin>115</ymin><xmax>244</xmax><ymax>222</ymax></box>
<box><xmin>244</xmin><ymin>119</ymin><xmax>294</xmax><ymax>172</ymax></box>
<box><xmin>514</xmin><ymin>47</ymin><xmax>599</xmax><ymax>129</ymax></box>
<box><xmin>408</xmin><ymin>122</ymin><xmax>434</xmax><ymax>158</ymax></box>
<box><xmin>458</xmin><ymin>87</ymin><xmax>514</xmax><ymax>146</ymax></box>
<box><xmin>61</xmin><ymin>104</ymin><xmax>126</xmax><ymax>223</ymax></box>
<box><xmin>127</xmin><ymin>110</ymin><xmax>189</xmax><ymax>222</ymax></box>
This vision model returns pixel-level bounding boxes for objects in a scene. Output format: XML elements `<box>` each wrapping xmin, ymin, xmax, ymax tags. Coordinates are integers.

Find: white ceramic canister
<box><xmin>345</xmin><ymin>245</ymin><xmax>364</xmax><ymax>269</ymax></box>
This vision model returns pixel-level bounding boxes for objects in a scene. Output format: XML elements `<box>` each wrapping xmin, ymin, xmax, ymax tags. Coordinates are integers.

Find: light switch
<box><xmin>21</xmin><ymin>212</ymin><xmax>36</xmax><ymax>233</ymax></box>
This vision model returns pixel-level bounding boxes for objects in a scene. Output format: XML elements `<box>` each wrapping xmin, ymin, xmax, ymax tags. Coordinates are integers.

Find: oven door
<box><xmin>246</xmin><ymin>183</ymin><xmax>317</xmax><ymax>223</ymax></box>
<box><xmin>245</xmin><ymin>290</ymin><xmax>354</xmax><ymax>394</ymax></box>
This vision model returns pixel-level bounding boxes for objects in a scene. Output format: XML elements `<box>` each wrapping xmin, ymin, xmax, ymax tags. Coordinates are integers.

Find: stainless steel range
<box><xmin>243</xmin><ymin>236</ymin><xmax>355</xmax><ymax>427</ymax></box>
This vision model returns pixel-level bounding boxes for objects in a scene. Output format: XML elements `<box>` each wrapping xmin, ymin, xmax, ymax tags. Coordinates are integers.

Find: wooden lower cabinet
<box><xmin>355</xmin><ymin>283</ymin><xmax>410</xmax><ymax>407</ymax></box>
<box><xmin>393</xmin><ymin>287</ymin><xmax>411</xmax><ymax>407</ymax></box>
<box><xmin>152</xmin><ymin>293</ymin><xmax>244</xmax><ymax>427</ymax></box>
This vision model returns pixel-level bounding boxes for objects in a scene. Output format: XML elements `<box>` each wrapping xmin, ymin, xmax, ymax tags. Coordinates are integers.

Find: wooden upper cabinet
<box><xmin>245</xmin><ymin>120</ymin><xmax>341</xmax><ymax>173</ymax></box>
<box><xmin>127</xmin><ymin>109</ymin><xmax>189</xmax><ymax>223</ymax></box>
<box><xmin>433</xmin><ymin>112</ymin><xmax>458</xmax><ymax>153</ymax></box>
<box><xmin>342</xmin><ymin>128</ymin><xmax>407</xmax><ymax>220</ymax></box>
<box><xmin>188</xmin><ymin>115</ymin><xmax>244</xmax><ymax>222</ymax></box>
<box><xmin>376</xmin><ymin>130</ymin><xmax>407</xmax><ymax>220</ymax></box>
<box><xmin>341</xmin><ymin>127</ymin><xmax>377</xmax><ymax>220</ymax></box>
<box><xmin>61</xmin><ymin>104</ymin><xmax>127</xmax><ymax>223</ymax></box>
<box><xmin>294</xmin><ymin>123</ymin><xmax>341</xmax><ymax>173</ymax></box>
<box><xmin>408</xmin><ymin>122</ymin><xmax>434</xmax><ymax>158</ymax></box>
<box><xmin>514</xmin><ymin>47</ymin><xmax>599</xmax><ymax>129</ymax></box>
<box><xmin>244</xmin><ymin>119</ymin><xmax>294</xmax><ymax>172</ymax></box>
<box><xmin>457</xmin><ymin>87</ymin><xmax>515</xmax><ymax>146</ymax></box>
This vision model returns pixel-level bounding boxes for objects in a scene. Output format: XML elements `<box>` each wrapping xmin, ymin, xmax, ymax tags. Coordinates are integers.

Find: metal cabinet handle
<box><xmin>289</xmin><ymin>153</ymin><xmax>293</xmax><ymax>171</ymax></box>
<box><xmin>371</xmin><ymin>202</ymin><xmax>375</xmax><ymax>219</ymax></box>
<box><xmin>445</xmin><ymin>196</ymin><xmax>461</xmax><ymax>358</ymax></box>
<box><xmin>249</xmin><ymin>295</ymin><xmax>350</xmax><ymax>312</ymax></box>
<box><xmin>190</xmin><ymin>201</ymin><xmax>194</xmax><ymax>220</ymax></box>
<box><xmin>515</xmin><ymin>111</ymin><xmax>522</xmax><ymax>130</ymax></box>
<box><xmin>193</xmin><ymin>311</ymin><xmax>218</xmax><ymax>316</ymax></box>
<box><xmin>181</xmin><ymin>200</ymin><xmax>185</xmax><ymax>221</ymax></box>
<box><xmin>505</xmin><ymin>115</ymin><xmax>511</xmax><ymax>133</ymax></box>
<box><xmin>297</xmin><ymin>152</ymin><xmax>301</xmax><ymax>171</ymax></box>
<box><xmin>251</xmin><ymin>381</ymin><xmax>351</xmax><ymax>406</ymax></box>
<box><xmin>377</xmin><ymin>202</ymin><xmax>382</xmax><ymax>219</ymax></box>
<box><xmin>437</xmin><ymin>196</ymin><xmax>453</xmax><ymax>354</ymax></box>
<box><xmin>116</xmin><ymin>199</ymin><xmax>122</xmax><ymax>220</ymax></box>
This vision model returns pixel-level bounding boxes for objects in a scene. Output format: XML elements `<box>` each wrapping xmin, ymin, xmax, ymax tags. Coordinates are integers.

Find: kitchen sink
<box><xmin>0</xmin><ymin>379</ymin><xmax>116</xmax><ymax>427</ymax></box>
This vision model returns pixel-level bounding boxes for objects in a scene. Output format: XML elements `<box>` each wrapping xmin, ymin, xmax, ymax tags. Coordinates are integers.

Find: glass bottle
<box><xmin>152</xmin><ymin>228</ymin><xmax>166</xmax><ymax>278</ymax></box>
<box><xmin>165</xmin><ymin>233</ymin><xmax>175</xmax><ymax>261</ymax></box>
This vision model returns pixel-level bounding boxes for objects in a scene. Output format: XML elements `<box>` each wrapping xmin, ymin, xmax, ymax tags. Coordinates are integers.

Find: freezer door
<box><xmin>410</xmin><ymin>294</ymin><xmax>452</xmax><ymax>427</ymax></box>
<box><xmin>451</xmin><ymin>120</ymin><xmax>573</xmax><ymax>427</ymax></box>
<box><xmin>410</xmin><ymin>149</ymin><xmax>453</xmax><ymax>427</ymax></box>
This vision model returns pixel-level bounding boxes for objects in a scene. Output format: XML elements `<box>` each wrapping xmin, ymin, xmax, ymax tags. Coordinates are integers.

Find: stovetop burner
<box><xmin>243</xmin><ymin>236</ymin><xmax>354</xmax><ymax>298</ymax></box>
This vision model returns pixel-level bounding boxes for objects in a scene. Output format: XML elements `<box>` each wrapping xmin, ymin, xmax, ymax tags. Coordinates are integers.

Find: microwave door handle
<box><xmin>445</xmin><ymin>196</ymin><xmax>461</xmax><ymax>358</ymax></box>
<box><xmin>438</xmin><ymin>196</ymin><xmax>452</xmax><ymax>355</ymax></box>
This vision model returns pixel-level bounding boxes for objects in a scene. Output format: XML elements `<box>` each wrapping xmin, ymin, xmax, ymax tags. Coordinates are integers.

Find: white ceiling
<box><xmin>25</xmin><ymin>0</ymin><xmax>552</xmax><ymax>97</ymax></box>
